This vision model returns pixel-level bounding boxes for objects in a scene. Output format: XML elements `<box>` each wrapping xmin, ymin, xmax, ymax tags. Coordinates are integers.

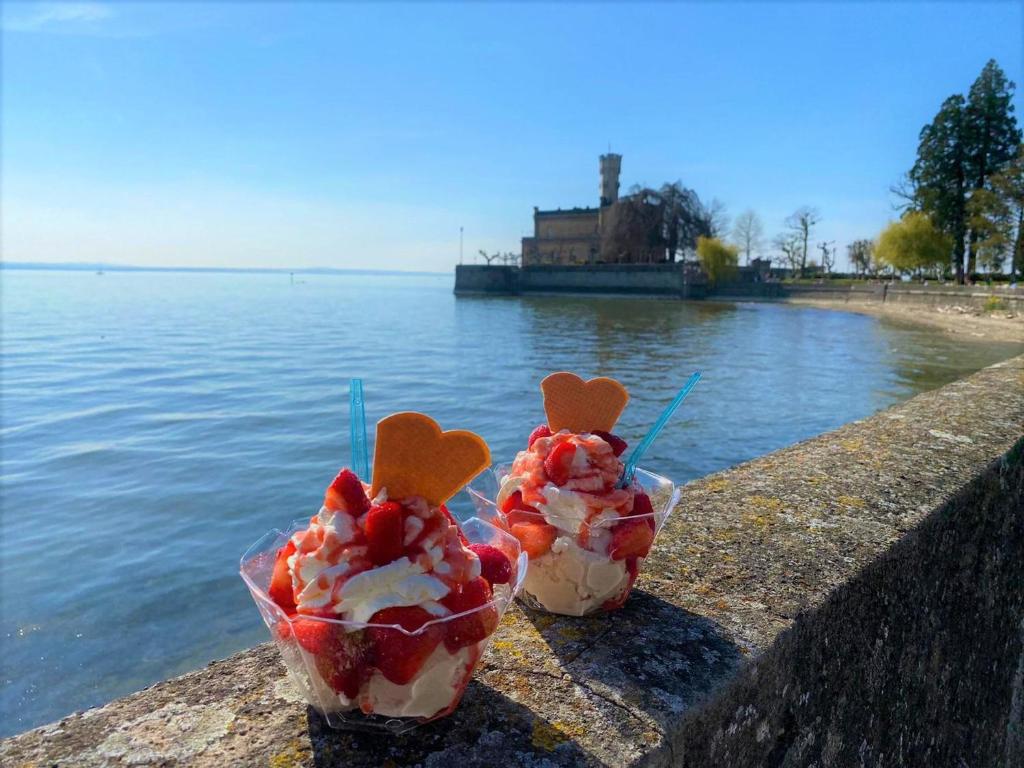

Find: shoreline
<box><xmin>777</xmin><ymin>297</ymin><xmax>1024</xmax><ymax>344</ymax></box>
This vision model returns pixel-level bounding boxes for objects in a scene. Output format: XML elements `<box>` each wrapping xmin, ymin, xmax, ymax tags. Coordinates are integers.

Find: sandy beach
<box><xmin>784</xmin><ymin>297</ymin><xmax>1024</xmax><ymax>345</ymax></box>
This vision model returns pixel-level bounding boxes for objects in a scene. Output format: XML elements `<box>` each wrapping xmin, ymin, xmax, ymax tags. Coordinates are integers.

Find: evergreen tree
<box><xmin>987</xmin><ymin>144</ymin><xmax>1024</xmax><ymax>279</ymax></box>
<box><xmin>964</xmin><ymin>59</ymin><xmax>1022</xmax><ymax>273</ymax></box>
<box><xmin>906</xmin><ymin>60</ymin><xmax>1020</xmax><ymax>282</ymax></box>
<box><xmin>909</xmin><ymin>95</ymin><xmax>968</xmax><ymax>281</ymax></box>
<box><xmin>966</xmin><ymin>188</ymin><xmax>1011</xmax><ymax>273</ymax></box>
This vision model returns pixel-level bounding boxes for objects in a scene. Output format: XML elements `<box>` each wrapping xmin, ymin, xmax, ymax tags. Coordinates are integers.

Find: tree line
<box><xmin>890</xmin><ymin>59</ymin><xmax>1022</xmax><ymax>282</ymax></box>
<box><xmin>494</xmin><ymin>60</ymin><xmax>1023</xmax><ymax>284</ymax></box>
<box><xmin>605</xmin><ymin>191</ymin><xmax>834</xmax><ymax>283</ymax></box>
<box><xmin>703</xmin><ymin>59</ymin><xmax>1024</xmax><ymax>284</ymax></box>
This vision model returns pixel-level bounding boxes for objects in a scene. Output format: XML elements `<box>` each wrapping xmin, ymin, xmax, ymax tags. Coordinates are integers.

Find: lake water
<box><xmin>1</xmin><ymin>269</ymin><xmax>1020</xmax><ymax>736</ymax></box>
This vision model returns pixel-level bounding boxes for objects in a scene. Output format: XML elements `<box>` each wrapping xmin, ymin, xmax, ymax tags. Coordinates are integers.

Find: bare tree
<box><xmin>731</xmin><ymin>209</ymin><xmax>764</xmax><ymax>264</ymax></box>
<box><xmin>773</xmin><ymin>232</ymin><xmax>804</xmax><ymax>275</ymax></box>
<box><xmin>784</xmin><ymin>206</ymin><xmax>820</xmax><ymax>277</ymax></box>
<box><xmin>816</xmin><ymin>240</ymin><xmax>836</xmax><ymax>275</ymax></box>
<box><xmin>847</xmin><ymin>239</ymin><xmax>874</xmax><ymax>276</ymax></box>
<box><xmin>705</xmin><ymin>198</ymin><xmax>730</xmax><ymax>239</ymax></box>
<box><xmin>889</xmin><ymin>173</ymin><xmax>917</xmax><ymax>212</ymax></box>
<box><xmin>479</xmin><ymin>250</ymin><xmax>517</xmax><ymax>265</ymax></box>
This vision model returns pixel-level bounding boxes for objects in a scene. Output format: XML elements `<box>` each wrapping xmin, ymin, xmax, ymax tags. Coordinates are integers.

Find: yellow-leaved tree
<box><xmin>696</xmin><ymin>236</ymin><xmax>739</xmax><ymax>286</ymax></box>
<box><xmin>875</xmin><ymin>213</ymin><xmax>952</xmax><ymax>276</ymax></box>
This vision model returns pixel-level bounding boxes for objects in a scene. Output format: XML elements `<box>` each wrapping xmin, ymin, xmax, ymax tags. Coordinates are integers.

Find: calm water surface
<box><xmin>2</xmin><ymin>270</ymin><xmax>1021</xmax><ymax>735</ymax></box>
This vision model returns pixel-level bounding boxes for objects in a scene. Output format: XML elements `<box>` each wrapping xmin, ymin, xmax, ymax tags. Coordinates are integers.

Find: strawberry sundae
<box><xmin>491</xmin><ymin>373</ymin><xmax>675</xmax><ymax>616</ymax></box>
<box><xmin>241</xmin><ymin>412</ymin><xmax>525</xmax><ymax>728</ymax></box>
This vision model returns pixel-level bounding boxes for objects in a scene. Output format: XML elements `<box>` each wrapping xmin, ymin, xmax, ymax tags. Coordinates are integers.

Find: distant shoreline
<box><xmin>0</xmin><ymin>261</ymin><xmax>449</xmax><ymax>278</ymax></box>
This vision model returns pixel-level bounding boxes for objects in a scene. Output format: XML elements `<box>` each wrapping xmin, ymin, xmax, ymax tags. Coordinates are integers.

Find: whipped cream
<box><xmin>357</xmin><ymin>644</ymin><xmax>475</xmax><ymax>718</ymax></box>
<box><xmin>288</xmin><ymin>494</ymin><xmax>474</xmax><ymax>621</ymax></box>
<box><xmin>337</xmin><ymin>557</ymin><xmax>450</xmax><ymax>624</ymax></box>
<box><xmin>524</xmin><ymin>536</ymin><xmax>630</xmax><ymax>615</ymax></box>
<box><xmin>536</xmin><ymin>482</ymin><xmax>590</xmax><ymax>536</ymax></box>
<box><xmin>302</xmin><ymin>643</ymin><xmax>477</xmax><ymax>719</ymax></box>
<box><xmin>289</xmin><ymin>507</ymin><xmax>364</xmax><ymax>613</ymax></box>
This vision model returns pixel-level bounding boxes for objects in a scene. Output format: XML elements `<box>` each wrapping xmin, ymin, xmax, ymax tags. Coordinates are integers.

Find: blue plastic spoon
<box><xmin>619</xmin><ymin>371</ymin><xmax>702</xmax><ymax>487</ymax></box>
<box><xmin>349</xmin><ymin>378</ymin><xmax>369</xmax><ymax>478</ymax></box>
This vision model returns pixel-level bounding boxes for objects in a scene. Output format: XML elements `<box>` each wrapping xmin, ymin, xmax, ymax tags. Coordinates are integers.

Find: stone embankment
<box><xmin>454</xmin><ymin>264</ymin><xmax>708</xmax><ymax>298</ymax></box>
<box><xmin>3</xmin><ymin>357</ymin><xmax>1023</xmax><ymax>767</ymax></box>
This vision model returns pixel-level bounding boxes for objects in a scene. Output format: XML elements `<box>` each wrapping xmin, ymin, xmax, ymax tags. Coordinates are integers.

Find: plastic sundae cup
<box><xmin>469</xmin><ymin>464</ymin><xmax>677</xmax><ymax>616</ymax></box>
<box><xmin>241</xmin><ymin>515</ymin><xmax>527</xmax><ymax>732</ymax></box>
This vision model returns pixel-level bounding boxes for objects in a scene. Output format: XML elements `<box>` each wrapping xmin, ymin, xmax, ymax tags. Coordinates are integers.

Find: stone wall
<box><xmin>518</xmin><ymin>263</ymin><xmax>701</xmax><ymax>297</ymax></box>
<box><xmin>454</xmin><ymin>263</ymin><xmax>706</xmax><ymax>298</ymax></box>
<box><xmin>777</xmin><ymin>282</ymin><xmax>1024</xmax><ymax>310</ymax></box>
<box><xmin>452</xmin><ymin>265</ymin><xmax>520</xmax><ymax>294</ymax></box>
<box><xmin>3</xmin><ymin>356</ymin><xmax>1022</xmax><ymax>767</ymax></box>
<box><xmin>456</xmin><ymin>266</ymin><xmax>1021</xmax><ymax>310</ymax></box>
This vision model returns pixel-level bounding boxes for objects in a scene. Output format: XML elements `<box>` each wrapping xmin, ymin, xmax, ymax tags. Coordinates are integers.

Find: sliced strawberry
<box><xmin>501</xmin><ymin>490</ymin><xmax>525</xmax><ymax>515</ymax></box>
<box><xmin>288</xmin><ymin>616</ymin><xmax>370</xmax><ymax>698</ymax></box>
<box><xmin>442</xmin><ymin>577</ymin><xmax>499</xmax><ymax>652</ymax></box>
<box><xmin>528</xmin><ymin>424</ymin><xmax>552</xmax><ymax>448</ymax></box>
<box><xmin>268</xmin><ymin>541</ymin><xmax>297</xmax><ymax>614</ymax></box>
<box><xmin>509</xmin><ymin>521</ymin><xmax>558</xmax><ymax>559</ymax></box>
<box><xmin>291</xmin><ymin>615</ymin><xmax>337</xmax><ymax>654</ymax></box>
<box><xmin>631</xmin><ymin>491</ymin><xmax>654</xmax><ymax>517</ymax></box>
<box><xmin>578</xmin><ymin>520</ymin><xmax>591</xmax><ymax>550</ymax></box>
<box><xmin>501</xmin><ymin>490</ymin><xmax>541</xmax><ymax>526</ymax></box>
<box><xmin>609</xmin><ymin>517</ymin><xmax>655</xmax><ymax>560</ymax></box>
<box><xmin>601</xmin><ymin>558</ymin><xmax>640</xmax><ymax>611</ymax></box>
<box><xmin>324</xmin><ymin>468</ymin><xmax>370</xmax><ymax>515</ymax></box>
<box><xmin>592</xmin><ymin>430</ymin><xmax>628</xmax><ymax>457</ymax></box>
<box><xmin>368</xmin><ymin>606</ymin><xmax>443</xmax><ymax>685</ymax></box>
<box><xmin>274</xmin><ymin>616</ymin><xmax>295</xmax><ymax>642</ymax></box>
<box><xmin>630</xmin><ymin>491</ymin><xmax>657</xmax><ymax>531</ymax></box>
<box><xmin>543</xmin><ymin>441</ymin><xmax>577</xmax><ymax>486</ymax></box>
<box><xmin>364</xmin><ymin>501</ymin><xmax>405</xmax><ymax>565</ymax></box>
<box><xmin>506</xmin><ymin>508</ymin><xmax>541</xmax><ymax>527</ymax></box>
<box><xmin>626</xmin><ymin>556</ymin><xmax>640</xmax><ymax>579</ymax></box>
<box><xmin>440</xmin><ymin>504</ymin><xmax>469</xmax><ymax>545</ymax></box>
<box><xmin>315</xmin><ymin>647</ymin><xmax>370</xmax><ymax>699</ymax></box>
<box><xmin>468</xmin><ymin>543</ymin><xmax>512</xmax><ymax>585</ymax></box>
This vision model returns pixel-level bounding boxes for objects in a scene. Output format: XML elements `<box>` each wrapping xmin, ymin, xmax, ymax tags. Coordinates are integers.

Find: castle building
<box><xmin>521</xmin><ymin>154</ymin><xmax>622</xmax><ymax>266</ymax></box>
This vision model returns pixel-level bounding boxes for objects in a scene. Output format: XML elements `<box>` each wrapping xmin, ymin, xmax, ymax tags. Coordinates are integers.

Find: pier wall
<box><xmin>455</xmin><ymin>265</ymin><xmax>1021</xmax><ymax>311</ymax></box>
<box><xmin>3</xmin><ymin>357</ymin><xmax>1023</xmax><ymax>767</ymax></box>
<box><xmin>454</xmin><ymin>263</ymin><xmax>707</xmax><ymax>298</ymax></box>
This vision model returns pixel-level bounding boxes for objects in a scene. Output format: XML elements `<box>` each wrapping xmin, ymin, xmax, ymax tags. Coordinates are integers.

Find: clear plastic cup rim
<box><xmin>466</xmin><ymin>464</ymin><xmax>678</xmax><ymax>527</ymax></box>
<box><xmin>240</xmin><ymin>515</ymin><xmax>529</xmax><ymax>637</ymax></box>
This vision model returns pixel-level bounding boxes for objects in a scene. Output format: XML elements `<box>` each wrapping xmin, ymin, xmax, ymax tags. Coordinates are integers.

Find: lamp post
<box><xmin>459</xmin><ymin>227</ymin><xmax>464</xmax><ymax>265</ymax></box>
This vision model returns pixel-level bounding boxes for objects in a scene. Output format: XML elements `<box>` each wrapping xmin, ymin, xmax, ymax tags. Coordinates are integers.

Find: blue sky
<box><xmin>2</xmin><ymin>1</ymin><xmax>1021</xmax><ymax>272</ymax></box>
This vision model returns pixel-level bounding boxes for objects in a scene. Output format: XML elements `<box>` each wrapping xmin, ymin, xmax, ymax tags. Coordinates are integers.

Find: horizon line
<box><xmin>0</xmin><ymin>260</ymin><xmax>451</xmax><ymax>277</ymax></box>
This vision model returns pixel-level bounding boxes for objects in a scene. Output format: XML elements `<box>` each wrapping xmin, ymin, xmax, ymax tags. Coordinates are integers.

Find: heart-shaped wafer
<box><xmin>370</xmin><ymin>412</ymin><xmax>491</xmax><ymax>506</ymax></box>
<box><xmin>541</xmin><ymin>372</ymin><xmax>629</xmax><ymax>433</ymax></box>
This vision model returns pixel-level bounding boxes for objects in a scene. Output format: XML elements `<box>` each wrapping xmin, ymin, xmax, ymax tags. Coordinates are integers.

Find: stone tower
<box><xmin>599</xmin><ymin>153</ymin><xmax>622</xmax><ymax>207</ymax></box>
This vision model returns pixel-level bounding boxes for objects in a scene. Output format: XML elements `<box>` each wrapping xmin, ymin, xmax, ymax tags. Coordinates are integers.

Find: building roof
<box><xmin>534</xmin><ymin>206</ymin><xmax>599</xmax><ymax>218</ymax></box>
